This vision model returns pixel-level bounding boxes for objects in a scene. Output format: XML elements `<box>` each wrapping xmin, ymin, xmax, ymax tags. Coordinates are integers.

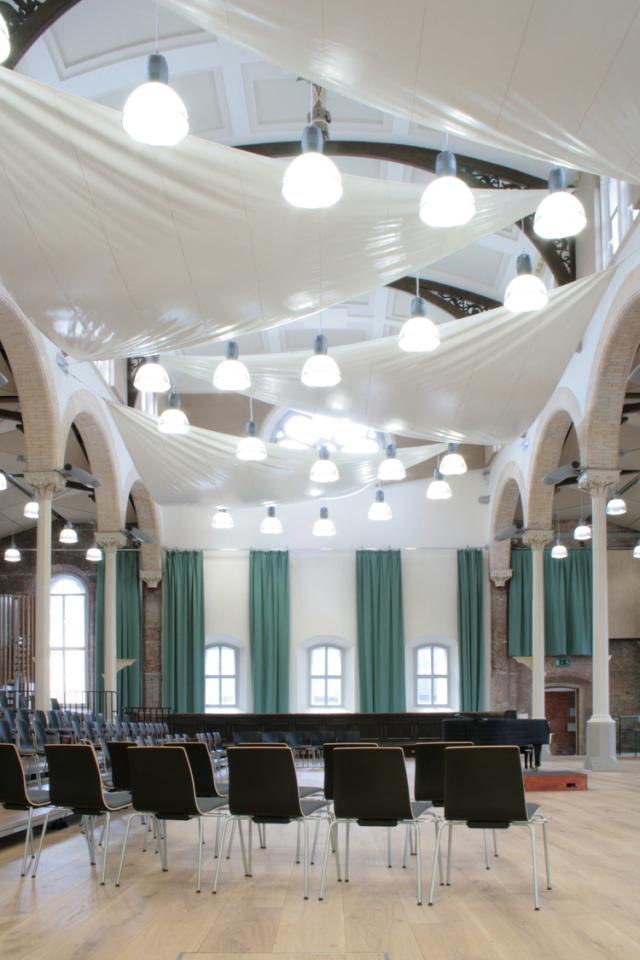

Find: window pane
<box><xmin>220</xmin><ymin>645</ymin><xmax>235</xmax><ymax>676</ymax></box>
<box><xmin>433</xmin><ymin>646</ymin><xmax>448</xmax><ymax>675</ymax></box>
<box><xmin>310</xmin><ymin>647</ymin><xmax>325</xmax><ymax>677</ymax></box>
<box><xmin>220</xmin><ymin>677</ymin><xmax>236</xmax><ymax>706</ymax></box>
<box><xmin>51</xmin><ymin>576</ymin><xmax>85</xmax><ymax>596</ymax></box>
<box><xmin>310</xmin><ymin>678</ymin><xmax>326</xmax><ymax>706</ymax></box>
<box><xmin>205</xmin><ymin>678</ymin><xmax>220</xmax><ymax>707</ymax></box>
<box><xmin>50</xmin><ymin>596</ymin><xmax>64</xmax><ymax>648</ymax></box>
<box><xmin>434</xmin><ymin>678</ymin><xmax>448</xmax><ymax>705</ymax></box>
<box><xmin>417</xmin><ymin>678</ymin><xmax>432</xmax><ymax>705</ymax></box>
<box><xmin>50</xmin><ymin>650</ymin><xmax>64</xmax><ymax>703</ymax></box>
<box><xmin>417</xmin><ymin>646</ymin><xmax>431</xmax><ymax>676</ymax></box>
<box><xmin>64</xmin><ymin>596</ymin><xmax>85</xmax><ymax>648</ymax></box>
<box><xmin>326</xmin><ymin>646</ymin><xmax>342</xmax><ymax>676</ymax></box>
<box><xmin>64</xmin><ymin>649</ymin><xmax>86</xmax><ymax>698</ymax></box>
<box><xmin>326</xmin><ymin>678</ymin><xmax>342</xmax><ymax>706</ymax></box>
<box><xmin>205</xmin><ymin>646</ymin><xmax>220</xmax><ymax>677</ymax></box>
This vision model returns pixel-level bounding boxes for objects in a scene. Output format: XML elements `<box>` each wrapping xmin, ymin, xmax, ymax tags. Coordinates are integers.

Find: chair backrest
<box><xmin>414</xmin><ymin>741</ymin><xmax>474</xmax><ymax>804</ymax></box>
<box><xmin>15</xmin><ymin>716</ymin><xmax>33</xmax><ymax>750</ymax></box>
<box><xmin>47</xmin><ymin>710</ymin><xmax>59</xmax><ymax>729</ymax></box>
<box><xmin>106</xmin><ymin>741</ymin><xmax>137</xmax><ymax>790</ymax></box>
<box><xmin>32</xmin><ymin>716</ymin><xmax>47</xmax><ymax>750</ymax></box>
<box><xmin>444</xmin><ymin>745</ymin><xmax>528</xmax><ymax>827</ymax></box>
<box><xmin>233</xmin><ymin>730</ymin><xmax>263</xmax><ymax>744</ymax></box>
<box><xmin>323</xmin><ymin>741</ymin><xmax>379</xmax><ymax>800</ymax></box>
<box><xmin>0</xmin><ymin>743</ymin><xmax>29</xmax><ymax>807</ymax></box>
<box><xmin>227</xmin><ymin>745</ymin><xmax>302</xmax><ymax>821</ymax></box>
<box><xmin>127</xmin><ymin>746</ymin><xmax>199</xmax><ymax>818</ymax></box>
<box><xmin>333</xmin><ymin>747</ymin><xmax>412</xmax><ymax>825</ymax></box>
<box><xmin>45</xmin><ymin>744</ymin><xmax>107</xmax><ymax>813</ymax></box>
<box><xmin>180</xmin><ymin>741</ymin><xmax>221</xmax><ymax>798</ymax></box>
<box><xmin>0</xmin><ymin>718</ymin><xmax>13</xmax><ymax>743</ymax></box>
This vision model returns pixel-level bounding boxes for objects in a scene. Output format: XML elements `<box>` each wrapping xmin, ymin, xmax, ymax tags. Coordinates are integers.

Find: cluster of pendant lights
<box><xmin>3</xmin><ymin>512</ymin><xmax>103</xmax><ymax>563</ymax></box>
<box><xmin>550</xmin><ymin>489</ymin><xmax>638</xmax><ymax>560</ymax></box>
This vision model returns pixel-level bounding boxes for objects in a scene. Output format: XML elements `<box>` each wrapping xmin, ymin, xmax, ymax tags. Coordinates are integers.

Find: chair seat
<box><xmin>300</xmin><ymin>798</ymin><xmax>329</xmax><ymax>817</ymax></box>
<box><xmin>298</xmin><ymin>785</ymin><xmax>322</xmax><ymax>798</ymax></box>
<box><xmin>104</xmin><ymin>789</ymin><xmax>132</xmax><ymax>809</ymax></box>
<box><xmin>196</xmin><ymin>796</ymin><xmax>228</xmax><ymax>814</ymax></box>
<box><xmin>410</xmin><ymin>800</ymin><xmax>432</xmax><ymax>819</ymax></box>
<box><xmin>526</xmin><ymin>801</ymin><xmax>540</xmax><ymax>820</ymax></box>
<box><xmin>27</xmin><ymin>788</ymin><xmax>51</xmax><ymax>807</ymax></box>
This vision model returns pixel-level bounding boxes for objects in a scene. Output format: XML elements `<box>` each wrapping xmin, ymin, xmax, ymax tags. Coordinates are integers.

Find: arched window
<box><xmin>50</xmin><ymin>575</ymin><xmax>87</xmax><ymax>705</ymax></box>
<box><xmin>205</xmin><ymin>644</ymin><xmax>237</xmax><ymax>710</ymax></box>
<box><xmin>416</xmin><ymin>644</ymin><xmax>449</xmax><ymax>707</ymax></box>
<box><xmin>309</xmin><ymin>644</ymin><xmax>343</xmax><ymax>707</ymax></box>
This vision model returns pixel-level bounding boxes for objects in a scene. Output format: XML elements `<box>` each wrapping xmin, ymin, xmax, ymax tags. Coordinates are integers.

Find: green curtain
<box><xmin>162</xmin><ymin>550</ymin><xmax>205</xmax><ymax>712</ymax></box>
<box><xmin>249</xmin><ymin>550</ymin><xmax>290</xmax><ymax>713</ymax></box>
<box><xmin>508</xmin><ymin>548</ymin><xmax>592</xmax><ymax>656</ymax></box>
<box><xmin>356</xmin><ymin>550</ymin><xmax>405</xmax><ymax>712</ymax></box>
<box><xmin>457</xmin><ymin>548</ymin><xmax>485</xmax><ymax>711</ymax></box>
<box><xmin>94</xmin><ymin>560</ymin><xmax>105</xmax><ymax>693</ymax></box>
<box><xmin>116</xmin><ymin>551</ymin><xmax>142</xmax><ymax>710</ymax></box>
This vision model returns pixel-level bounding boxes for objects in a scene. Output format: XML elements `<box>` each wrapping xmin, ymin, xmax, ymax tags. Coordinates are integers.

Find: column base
<box><xmin>584</xmin><ymin>716</ymin><xmax>619</xmax><ymax>771</ymax></box>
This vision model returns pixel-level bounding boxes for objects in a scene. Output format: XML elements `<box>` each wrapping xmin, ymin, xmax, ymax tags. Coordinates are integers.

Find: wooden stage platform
<box><xmin>524</xmin><ymin>768</ymin><xmax>588</xmax><ymax>791</ymax></box>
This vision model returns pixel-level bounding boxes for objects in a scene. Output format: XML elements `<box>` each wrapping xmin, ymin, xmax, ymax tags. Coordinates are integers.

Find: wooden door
<box><xmin>545</xmin><ymin>689</ymin><xmax>577</xmax><ymax>755</ymax></box>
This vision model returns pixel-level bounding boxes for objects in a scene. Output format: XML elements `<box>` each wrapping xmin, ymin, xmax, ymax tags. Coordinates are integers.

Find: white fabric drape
<box><xmin>162</xmin><ymin>0</ymin><xmax>640</xmax><ymax>183</ymax></box>
<box><xmin>0</xmin><ymin>67</ymin><xmax>544</xmax><ymax>361</ymax></box>
<box><xmin>108</xmin><ymin>403</ymin><xmax>445</xmax><ymax>505</ymax></box>
<box><xmin>165</xmin><ymin>268</ymin><xmax>611</xmax><ymax>445</ymax></box>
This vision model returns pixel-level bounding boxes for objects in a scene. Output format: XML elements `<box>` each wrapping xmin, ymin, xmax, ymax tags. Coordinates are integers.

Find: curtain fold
<box><xmin>162</xmin><ymin>550</ymin><xmax>205</xmax><ymax>713</ymax></box>
<box><xmin>116</xmin><ymin>551</ymin><xmax>142</xmax><ymax>710</ymax></box>
<box><xmin>356</xmin><ymin>550</ymin><xmax>405</xmax><ymax>712</ymax></box>
<box><xmin>508</xmin><ymin>550</ymin><xmax>533</xmax><ymax>657</ymax></box>
<box><xmin>458</xmin><ymin>549</ymin><xmax>485</xmax><ymax>711</ymax></box>
<box><xmin>249</xmin><ymin>550</ymin><xmax>290</xmax><ymax>713</ymax></box>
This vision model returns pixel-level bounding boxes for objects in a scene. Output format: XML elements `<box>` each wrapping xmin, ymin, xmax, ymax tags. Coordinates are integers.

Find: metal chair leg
<box><xmin>402</xmin><ymin>824</ymin><xmax>409</xmax><ymax>868</ymax></box>
<box><xmin>435</xmin><ymin>820</ymin><xmax>444</xmax><ymax>885</ymax></box>
<box><xmin>483</xmin><ymin>830</ymin><xmax>490</xmax><ymax>870</ymax></box>
<box><xmin>303</xmin><ymin>820</ymin><xmax>309</xmax><ymax>899</ymax></box>
<box><xmin>238</xmin><ymin>818</ymin><xmax>250</xmax><ymax>876</ymax></box>
<box><xmin>159</xmin><ymin>820</ymin><xmax>168</xmax><ymax>871</ymax></box>
<box><xmin>527</xmin><ymin>822</ymin><xmax>541</xmax><ymax>910</ymax></box>
<box><xmin>98</xmin><ymin>819</ymin><xmax>107</xmax><ymax>848</ymax></box>
<box><xmin>493</xmin><ymin>828</ymin><xmax>499</xmax><ymax>857</ymax></box>
<box><xmin>214</xmin><ymin>813</ymin><xmax>221</xmax><ymax>858</ymax></box>
<box><xmin>446</xmin><ymin>822</ymin><xmax>454</xmax><ymax>885</ymax></box>
<box><xmin>247</xmin><ymin>820</ymin><xmax>253</xmax><ymax>877</ymax></box>
<box><xmin>344</xmin><ymin>821</ymin><xmax>350</xmax><ymax>882</ymax></box>
<box><xmin>387</xmin><ymin>826</ymin><xmax>392</xmax><ymax>868</ymax></box>
<box><xmin>542</xmin><ymin>821</ymin><xmax>552</xmax><ymax>889</ymax></box>
<box><xmin>225</xmin><ymin>819</ymin><xmax>236</xmax><ymax>859</ymax></box>
<box><xmin>196</xmin><ymin>817</ymin><xmax>204</xmax><ymax>892</ymax></box>
<box><xmin>21</xmin><ymin>807</ymin><xmax>34</xmax><ymax>876</ymax></box>
<box><xmin>31</xmin><ymin>810</ymin><xmax>50</xmax><ymax>878</ymax></box>
<box><xmin>115</xmin><ymin>812</ymin><xmax>138</xmax><ymax>886</ymax></box>
<box><xmin>318</xmin><ymin>819</ymin><xmax>336</xmax><ymax>900</ymax></box>
<box><xmin>258</xmin><ymin>822</ymin><xmax>266</xmax><ymax>849</ymax></box>
<box><xmin>213</xmin><ymin>818</ymin><xmax>232</xmax><ymax>894</ymax></box>
<box><xmin>310</xmin><ymin>816</ymin><xmax>320</xmax><ymax>864</ymax></box>
<box><xmin>100</xmin><ymin>813</ymin><xmax>111</xmax><ymax>885</ymax></box>
<box><xmin>295</xmin><ymin>821</ymin><xmax>301</xmax><ymax>864</ymax></box>
<box><xmin>414</xmin><ymin>822</ymin><xmax>422</xmax><ymax>906</ymax></box>
<box><xmin>428</xmin><ymin>820</ymin><xmax>445</xmax><ymax>905</ymax></box>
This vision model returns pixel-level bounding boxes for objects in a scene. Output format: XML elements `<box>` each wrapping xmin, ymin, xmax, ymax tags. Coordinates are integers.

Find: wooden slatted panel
<box><xmin>0</xmin><ymin>594</ymin><xmax>36</xmax><ymax>706</ymax></box>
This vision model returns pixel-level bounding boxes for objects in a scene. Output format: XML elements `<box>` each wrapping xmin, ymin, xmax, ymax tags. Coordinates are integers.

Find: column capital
<box><xmin>23</xmin><ymin>470</ymin><xmax>66</xmax><ymax>497</ymax></box>
<box><xmin>140</xmin><ymin>569</ymin><xmax>162</xmax><ymax>588</ymax></box>
<box><xmin>490</xmin><ymin>569</ymin><xmax>512</xmax><ymax>588</ymax></box>
<box><xmin>95</xmin><ymin>531</ymin><xmax>127</xmax><ymax>554</ymax></box>
<box><xmin>578</xmin><ymin>468</ymin><xmax>619</xmax><ymax>494</ymax></box>
<box><xmin>523</xmin><ymin>529</ymin><xmax>553</xmax><ymax>550</ymax></box>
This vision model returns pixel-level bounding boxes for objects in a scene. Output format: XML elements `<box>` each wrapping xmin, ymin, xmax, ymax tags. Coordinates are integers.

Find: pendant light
<box><xmin>426</xmin><ymin>467</ymin><xmax>452</xmax><ymax>501</ymax></box>
<box><xmin>633</xmin><ymin>540</ymin><xmax>640</xmax><ymax>559</ymax></box>
<box><xmin>24</xmin><ymin>501</ymin><xmax>39</xmax><ymax>520</ymax></box>
<box><xmin>213</xmin><ymin>341</ymin><xmax>251</xmax><ymax>392</ymax></box>
<box><xmin>260</xmin><ymin>505</ymin><xmax>283</xmax><ymax>535</ymax></box>
<box><xmin>0</xmin><ymin>13</ymin><xmax>10</xmax><ymax>64</ymax></box>
<box><xmin>4</xmin><ymin>540</ymin><xmax>20</xmax><ymax>563</ymax></box>
<box><xmin>310</xmin><ymin>445</ymin><xmax>339</xmax><ymax>483</ymax></box>
<box><xmin>300</xmin><ymin>334</ymin><xmax>341</xmax><ymax>387</ymax></box>
<box><xmin>533</xmin><ymin>167</ymin><xmax>586</xmax><ymax>239</ymax></box>
<box><xmin>419</xmin><ymin>149</ymin><xmax>475</xmax><ymax>227</ymax></box>
<box><xmin>606</xmin><ymin>492</ymin><xmax>627</xmax><ymax>516</ymax></box>
<box><xmin>133</xmin><ymin>357</ymin><xmax>171</xmax><ymax>393</ymax></box>
<box><xmin>312</xmin><ymin>505</ymin><xmax>336</xmax><ymax>537</ymax></box>
<box><xmin>573</xmin><ymin>519</ymin><xmax>592</xmax><ymax>541</ymax></box>
<box><xmin>236</xmin><ymin>410</ymin><xmax>267</xmax><ymax>462</ymax></box>
<box><xmin>86</xmin><ymin>543</ymin><xmax>103</xmax><ymax>563</ymax></box>
<box><xmin>551</xmin><ymin>516</ymin><xmax>567</xmax><ymax>559</ymax></box>
<box><xmin>377</xmin><ymin>443</ymin><xmax>406</xmax><ymax>482</ymax></box>
<box><xmin>439</xmin><ymin>442</ymin><xmax>467</xmax><ymax>476</ymax></box>
<box><xmin>211</xmin><ymin>506</ymin><xmax>234</xmax><ymax>530</ymax></box>
<box><xmin>0</xmin><ymin>472</ymin><xmax>7</xmax><ymax>491</ymax></box>
<box><xmin>59</xmin><ymin>522</ymin><xmax>78</xmax><ymax>545</ymax></box>
<box><xmin>398</xmin><ymin>280</ymin><xmax>440</xmax><ymax>353</ymax></box>
<box><xmin>122</xmin><ymin>52</ymin><xmax>189</xmax><ymax>146</ymax></box>
<box><xmin>504</xmin><ymin>253</ymin><xmax>549</xmax><ymax>313</ymax></box>
<box><xmin>368</xmin><ymin>488</ymin><xmax>392</xmax><ymax>522</ymax></box>
<box><xmin>158</xmin><ymin>392</ymin><xmax>190</xmax><ymax>434</ymax></box>
<box><xmin>282</xmin><ymin>85</ymin><xmax>342</xmax><ymax>209</ymax></box>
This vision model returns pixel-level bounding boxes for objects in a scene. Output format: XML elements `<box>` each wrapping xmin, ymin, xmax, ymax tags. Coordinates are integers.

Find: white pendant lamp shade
<box><xmin>439</xmin><ymin>442</ymin><xmax>467</xmax><ymax>476</ymax></box>
<box><xmin>419</xmin><ymin>150</ymin><xmax>476</xmax><ymax>228</ymax></box>
<box><xmin>0</xmin><ymin>472</ymin><xmax>7</xmax><ymax>491</ymax></box>
<box><xmin>534</xmin><ymin>167</ymin><xmax>586</xmax><ymax>240</ymax></box>
<box><xmin>368</xmin><ymin>488</ymin><xmax>392</xmax><ymax>521</ymax></box>
<box><xmin>236</xmin><ymin>419</ymin><xmax>267</xmax><ymax>461</ymax></box>
<box><xmin>158</xmin><ymin>392</ymin><xmax>190</xmax><ymax>434</ymax></box>
<box><xmin>0</xmin><ymin>13</ymin><xmax>10</xmax><ymax>65</ymax></box>
<box><xmin>86</xmin><ymin>544</ymin><xmax>103</xmax><ymax>562</ymax></box>
<box><xmin>282</xmin><ymin>123</ymin><xmax>343</xmax><ymax>209</ymax></box>
<box><xmin>4</xmin><ymin>541</ymin><xmax>20</xmax><ymax>563</ymax></box>
<box><xmin>24</xmin><ymin>501</ymin><xmax>39</xmax><ymax>520</ymax></box>
<box><xmin>606</xmin><ymin>494</ymin><xmax>627</xmax><ymax>516</ymax></box>
<box><xmin>260</xmin><ymin>505</ymin><xmax>283</xmax><ymax>535</ymax></box>
<box><xmin>213</xmin><ymin>341</ymin><xmax>251</xmax><ymax>392</ymax></box>
<box><xmin>211</xmin><ymin>506</ymin><xmax>234</xmax><ymax>529</ymax></box>
<box><xmin>59</xmin><ymin>522</ymin><xmax>78</xmax><ymax>545</ymax></box>
<box><xmin>310</xmin><ymin>445</ymin><xmax>339</xmax><ymax>483</ymax></box>
<box><xmin>398</xmin><ymin>296</ymin><xmax>441</xmax><ymax>353</ymax></box>
<box><xmin>122</xmin><ymin>54</ymin><xmax>189</xmax><ymax>146</ymax></box>
<box><xmin>134</xmin><ymin>358</ymin><xmax>171</xmax><ymax>393</ymax></box>
<box><xmin>551</xmin><ymin>541</ymin><xmax>568</xmax><ymax>559</ymax></box>
<box><xmin>633</xmin><ymin>542</ymin><xmax>640</xmax><ymax>559</ymax></box>
<box><xmin>377</xmin><ymin>443</ymin><xmax>406</xmax><ymax>482</ymax></box>
<box><xmin>504</xmin><ymin>254</ymin><xmax>549</xmax><ymax>313</ymax></box>
<box><xmin>313</xmin><ymin>505</ymin><xmax>336</xmax><ymax>537</ymax></box>
<box><xmin>426</xmin><ymin>467</ymin><xmax>452</xmax><ymax>501</ymax></box>
<box><xmin>300</xmin><ymin>334</ymin><xmax>341</xmax><ymax>387</ymax></box>
<box><xmin>573</xmin><ymin>519</ymin><xmax>592</xmax><ymax>541</ymax></box>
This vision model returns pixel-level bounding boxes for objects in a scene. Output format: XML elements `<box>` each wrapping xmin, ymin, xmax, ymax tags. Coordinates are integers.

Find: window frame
<box><xmin>309</xmin><ymin>643</ymin><xmax>344</xmax><ymax>708</ymax></box>
<box><xmin>415</xmin><ymin>643</ymin><xmax>449</xmax><ymax>708</ymax></box>
<box><xmin>49</xmin><ymin>573</ymin><xmax>88</xmax><ymax>706</ymax></box>
<box><xmin>205</xmin><ymin>642</ymin><xmax>238</xmax><ymax>710</ymax></box>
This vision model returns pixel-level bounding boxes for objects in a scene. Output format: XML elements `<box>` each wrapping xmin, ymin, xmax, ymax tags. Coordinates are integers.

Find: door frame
<box><xmin>545</xmin><ymin>685</ymin><xmax>581</xmax><ymax>755</ymax></box>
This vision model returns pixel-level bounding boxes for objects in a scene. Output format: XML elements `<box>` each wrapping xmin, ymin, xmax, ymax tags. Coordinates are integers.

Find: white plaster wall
<box><xmin>203</xmin><ymin>552</ymin><xmax>251</xmax><ymax>712</ymax></box>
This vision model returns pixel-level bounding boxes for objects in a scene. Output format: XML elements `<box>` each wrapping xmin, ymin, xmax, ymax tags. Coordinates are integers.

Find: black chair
<box><xmin>16</xmin><ymin>715</ymin><xmax>40</xmax><ymax>786</ymax></box>
<box><xmin>106</xmin><ymin>741</ymin><xmax>137</xmax><ymax>791</ymax></box>
<box><xmin>0</xmin><ymin>718</ymin><xmax>13</xmax><ymax>743</ymax></box>
<box><xmin>319</xmin><ymin>746</ymin><xmax>432</xmax><ymax>905</ymax></box>
<box><xmin>45</xmin><ymin>743</ymin><xmax>131</xmax><ymax>884</ymax></box>
<box><xmin>116</xmin><ymin>745</ymin><xmax>227</xmax><ymax>892</ymax></box>
<box><xmin>0</xmin><ymin>743</ymin><xmax>51</xmax><ymax>877</ymax></box>
<box><xmin>213</xmin><ymin>745</ymin><xmax>329</xmax><ymax>899</ymax></box>
<box><xmin>233</xmin><ymin>730</ymin><xmax>264</xmax><ymax>744</ymax></box>
<box><xmin>427</xmin><ymin>746</ymin><xmax>552</xmax><ymax>910</ymax></box>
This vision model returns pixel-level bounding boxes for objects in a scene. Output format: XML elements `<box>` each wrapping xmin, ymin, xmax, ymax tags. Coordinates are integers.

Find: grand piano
<box><xmin>442</xmin><ymin>717</ymin><xmax>551</xmax><ymax>768</ymax></box>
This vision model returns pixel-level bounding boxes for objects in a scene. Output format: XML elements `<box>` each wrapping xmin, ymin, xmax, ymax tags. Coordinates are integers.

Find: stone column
<box><xmin>24</xmin><ymin>471</ymin><xmax>66</xmax><ymax>711</ymax></box>
<box><xmin>95</xmin><ymin>532</ymin><xmax>127</xmax><ymax>717</ymax></box>
<box><xmin>523</xmin><ymin>530</ymin><xmax>553</xmax><ymax>719</ymax></box>
<box><xmin>141</xmin><ymin>569</ymin><xmax>163</xmax><ymax>708</ymax></box>
<box><xmin>578</xmin><ymin>469</ymin><xmax>619</xmax><ymax>771</ymax></box>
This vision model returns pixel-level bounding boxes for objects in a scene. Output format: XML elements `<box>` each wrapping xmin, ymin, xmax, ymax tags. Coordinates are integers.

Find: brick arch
<box><xmin>490</xmin><ymin>461</ymin><xmax>526</xmax><ymax>576</ymax></box>
<box><xmin>526</xmin><ymin>387</ymin><xmax>583</xmax><ymax>530</ymax></box>
<box><xmin>129</xmin><ymin>479</ymin><xmax>162</xmax><ymax>575</ymax></box>
<box><xmin>0</xmin><ymin>290</ymin><xmax>60</xmax><ymax>471</ymax></box>
<box><xmin>59</xmin><ymin>389</ymin><xmax>124</xmax><ymax>532</ymax></box>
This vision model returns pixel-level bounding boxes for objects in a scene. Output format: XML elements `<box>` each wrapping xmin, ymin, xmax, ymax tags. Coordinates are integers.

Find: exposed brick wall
<box><xmin>142</xmin><ymin>580</ymin><xmax>162</xmax><ymax>708</ymax></box>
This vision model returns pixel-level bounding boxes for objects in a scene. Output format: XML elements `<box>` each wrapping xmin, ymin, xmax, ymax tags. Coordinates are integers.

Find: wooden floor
<box><xmin>0</xmin><ymin>757</ymin><xmax>638</xmax><ymax>960</ymax></box>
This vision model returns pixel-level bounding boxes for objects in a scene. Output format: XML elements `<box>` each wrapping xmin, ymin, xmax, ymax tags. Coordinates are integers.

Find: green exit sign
<box><xmin>555</xmin><ymin>657</ymin><xmax>571</xmax><ymax>667</ymax></box>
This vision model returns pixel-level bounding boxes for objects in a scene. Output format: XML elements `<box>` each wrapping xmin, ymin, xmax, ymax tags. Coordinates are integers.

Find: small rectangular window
<box><xmin>416</xmin><ymin>644</ymin><xmax>449</xmax><ymax>708</ymax></box>
<box><xmin>205</xmin><ymin>644</ymin><xmax>237</xmax><ymax>710</ymax></box>
<box><xmin>309</xmin><ymin>644</ymin><xmax>344</xmax><ymax>707</ymax></box>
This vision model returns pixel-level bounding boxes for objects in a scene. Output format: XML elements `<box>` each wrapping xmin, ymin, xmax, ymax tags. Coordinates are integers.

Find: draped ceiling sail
<box><xmin>108</xmin><ymin>404</ymin><xmax>445</xmax><ymax>505</ymax></box>
<box><xmin>161</xmin><ymin>0</ymin><xmax>640</xmax><ymax>183</ymax></box>
<box><xmin>0</xmin><ymin>67</ymin><xmax>544</xmax><ymax>361</ymax></box>
<box><xmin>166</xmin><ymin>268</ymin><xmax>611</xmax><ymax>445</ymax></box>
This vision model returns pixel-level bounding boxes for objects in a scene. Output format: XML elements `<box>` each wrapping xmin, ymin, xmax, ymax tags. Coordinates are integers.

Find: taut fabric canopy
<box><xmin>163</xmin><ymin>0</ymin><xmax>640</xmax><ymax>182</ymax></box>
<box><xmin>166</xmin><ymin>268</ymin><xmax>611</xmax><ymax>444</ymax></box>
<box><xmin>0</xmin><ymin>67</ymin><xmax>544</xmax><ymax>360</ymax></box>
<box><xmin>108</xmin><ymin>403</ymin><xmax>445</xmax><ymax>505</ymax></box>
